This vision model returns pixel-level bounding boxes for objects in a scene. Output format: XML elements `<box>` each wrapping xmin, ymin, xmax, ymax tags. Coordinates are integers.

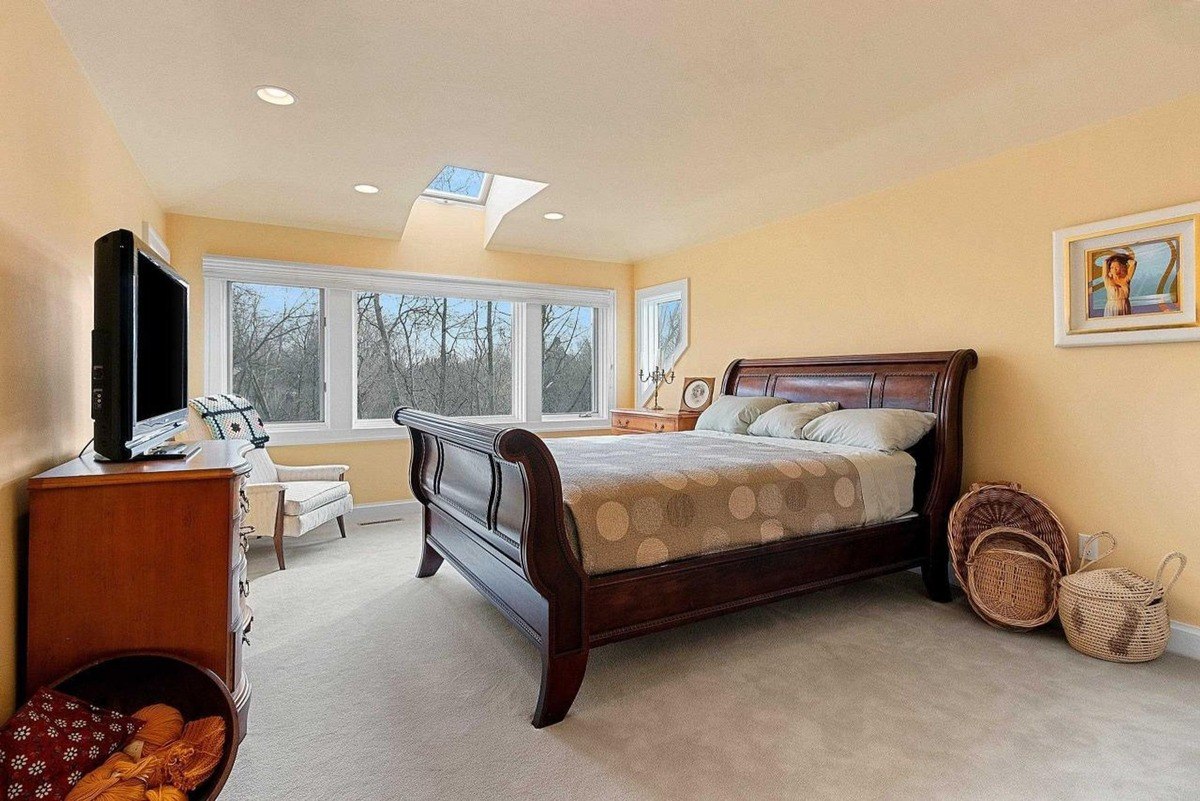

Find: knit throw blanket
<box><xmin>188</xmin><ymin>394</ymin><xmax>270</xmax><ymax>448</ymax></box>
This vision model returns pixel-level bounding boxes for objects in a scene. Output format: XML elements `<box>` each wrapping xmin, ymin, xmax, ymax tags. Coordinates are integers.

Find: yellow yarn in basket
<box><xmin>124</xmin><ymin>704</ymin><xmax>185</xmax><ymax>759</ymax></box>
<box><xmin>65</xmin><ymin>753</ymin><xmax>156</xmax><ymax>801</ymax></box>
<box><xmin>147</xmin><ymin>716</ymin><xmax>226</xmax><ymax>792</ymax></box>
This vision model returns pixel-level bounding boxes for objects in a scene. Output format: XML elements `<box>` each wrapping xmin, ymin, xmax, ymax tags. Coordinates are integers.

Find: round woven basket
<box><xmin>948</xmin><ymin>482</ymin><xmax>1070</xmax><ymax>588</ymax></box>
<box><xmin>965</xmin><ymin>526</ymin><xmax>1061</xmax><ymax>630</ymax></box>
<box><xmin>1059</xmin><ymin>533</ymin><xmax>1187</xmax><ymax>663</ymax></box>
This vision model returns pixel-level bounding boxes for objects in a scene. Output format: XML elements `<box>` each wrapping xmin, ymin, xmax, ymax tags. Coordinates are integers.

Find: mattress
<box><xmin>546</xmin><ymin>430</ymin><xmax>917</xmax><ymax>575</ymax></box>
<box><xmin>687</xmin><ymin>430</ymin><xmax>917</xmax><ymax>524</ymax></box>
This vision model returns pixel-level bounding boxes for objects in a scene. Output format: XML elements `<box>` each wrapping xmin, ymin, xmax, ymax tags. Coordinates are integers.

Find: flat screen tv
<box><xmin>91</xmin><ymin>229</ymin><xmax>189</xmax><ymax>461</ymax></box>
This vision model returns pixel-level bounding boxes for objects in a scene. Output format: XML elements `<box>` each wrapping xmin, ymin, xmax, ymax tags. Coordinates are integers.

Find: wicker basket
<box><xmin>965</xmin><ymin>526</ymin><xmax>1061</xmax><ymax>630</ymax></box>
<box><xmin>1059</xmin><ymin>533</ymin><xmax>1187</xmax><ymax>663</ymax></box>
<box><xmin>948</xmin><ymin>481</ymin><xmax>1070</xmax><ymax>588</ymax></box>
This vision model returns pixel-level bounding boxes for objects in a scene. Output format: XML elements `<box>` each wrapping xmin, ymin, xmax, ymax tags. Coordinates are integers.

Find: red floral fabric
<box><xmin>0</xmin><ymin>688</ymin><xmax>140</xmax><ymax>800</ymax></box>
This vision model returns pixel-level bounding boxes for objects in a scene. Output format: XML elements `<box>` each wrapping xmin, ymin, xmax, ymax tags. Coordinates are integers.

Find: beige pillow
<box><xmin>746</xmin><ymin>401</ymin><xmax>839</xmax><ymax>439</ymax></box>
<box><xmin>695</xmin><ymin>395</ymin><xmax>788</xmax><ymax>435</ymax></box>
<box><xmin>801</xmin><ymin>408</ymin><xmax>937</xmax><ymax>451</ymax></box>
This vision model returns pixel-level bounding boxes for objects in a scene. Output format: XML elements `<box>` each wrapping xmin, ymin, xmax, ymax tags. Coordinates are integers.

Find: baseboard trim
<box><xmin>346</xmin><ymin>499</ymin><xmax>421</xmax><ymax>525</ymax></box>
<box><xmin>1168</xmin><ymin>620</ymin><xmax>1200</xmax><ymax>659</ymax></box>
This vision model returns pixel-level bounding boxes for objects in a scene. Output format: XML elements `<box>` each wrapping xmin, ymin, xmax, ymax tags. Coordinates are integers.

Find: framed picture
<box><xmin>680</xmin><ymin>376</ymin><xmax>714</xmax><ymax>412</ymax></box>
<box><xmin>1053</xmin><ymin>201</ymin><xmax>1200</xmax><ymax>347</ymax></box>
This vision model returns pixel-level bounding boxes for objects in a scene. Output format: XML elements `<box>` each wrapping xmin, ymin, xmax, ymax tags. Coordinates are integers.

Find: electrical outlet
<box><xmin>1079</xmin><ymin>533</ymin><xmax>1101</xmax><ymax>562</ymax></box>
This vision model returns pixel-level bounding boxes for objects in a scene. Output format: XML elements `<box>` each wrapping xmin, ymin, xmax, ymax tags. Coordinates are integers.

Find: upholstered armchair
<box><xmin>179</xmin><ymin>403</ymin><xmax>354</xmax><ymax>570</ymax></box>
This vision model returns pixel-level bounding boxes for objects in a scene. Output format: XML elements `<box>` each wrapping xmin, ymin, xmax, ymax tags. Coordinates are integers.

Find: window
<box><xmin>422</xmin><ymin>165</ymin><xmax>492</xmax><ymax>205</ymax></box>
<box><xmin>204</xmin><ymin>256</ymin><xmax>615</xmax><ymax>444</ymax></box>
<box><xmin>542</xmin><ymin>305</ymin><xmax>596</xmax><ymax>415</ymax></box>
<box><xmin>635</xmin><ymin>279</ymin><xmax>689</xmax><ymax>403</ymax></box>
<box><xmin>229</xmin><ymin>282</ymin><xmax>323</xmax><ymax>422</ymax></box>
<box><xmin>356</xmin><ymin>292</ymin><xmax>513</xmax><ymax>418</ymax></box>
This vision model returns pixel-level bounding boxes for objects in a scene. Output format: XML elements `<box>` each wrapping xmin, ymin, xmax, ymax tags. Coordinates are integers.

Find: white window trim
<box><xmin>635</xmin><ymin>278</ymin><xmax>689</xmax><ymax>405</ymax></box>
<box><xmin>203</xmin><ymin>255</ymin><xmax>616</xmax><ymax>445</ymax></box>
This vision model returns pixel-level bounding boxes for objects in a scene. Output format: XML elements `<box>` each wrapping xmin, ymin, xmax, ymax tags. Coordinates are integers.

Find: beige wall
<box><xmin>165</xmin><ymin>205</ymin><xmax>634</xmax><ymax>504</ymax></box>
<box><xmin>0</xmin><ymin>0</ymin><xmax>166</xmax><ymax>714</ymax></box>
<box><xmin>635</xmin><ymin>93</ymin><xmax>1200</xmax><ymax>626</ymax></box>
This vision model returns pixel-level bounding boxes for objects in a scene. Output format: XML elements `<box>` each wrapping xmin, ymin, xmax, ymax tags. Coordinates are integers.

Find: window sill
<box><xmin>263</xmin><ymin>417</ymin><xmax>612</xmax><ymax>447</ymax></box>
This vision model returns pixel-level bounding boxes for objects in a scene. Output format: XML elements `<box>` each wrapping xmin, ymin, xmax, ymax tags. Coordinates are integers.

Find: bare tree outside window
<box><xmin>424</xmin><ymin>165</ymin><xmax>488</xmax><ymax>202</ymax></box>
<box><xmin>356</xmin><ymin>292</ymin><xmax>513</xmax><ymax>418</ymax></box>
<box><xmin>655</xmin><ymin>299</ymin><xmax>682</xmax><ymax>369</ymax></box>
<box><xmin>542</xmin><ymin>305</ymin><xmax>596</xmax><ymax>415</ymax></box>
<box><xmin>230</xmin><ymin>283</ymin><xmax>323</xmax><ymax>422</ymax></box>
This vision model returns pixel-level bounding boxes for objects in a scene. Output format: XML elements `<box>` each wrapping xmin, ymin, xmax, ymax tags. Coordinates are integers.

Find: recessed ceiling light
<box><xmin>354</xmin><ymin>184</ymin><xmax>380</xmax><ymax>194</ymax></box>
<box><xmin>543</xmin><ymin>212</ymin><xmax>565</xmax><ymax>221</ymax></box>
<box><xmin>255</xmin><ymin>85</ymin><xmax>296</xmax><ymax>105</ymax></box>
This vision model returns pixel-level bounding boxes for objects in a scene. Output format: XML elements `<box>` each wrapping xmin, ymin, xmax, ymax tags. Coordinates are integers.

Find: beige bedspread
<box><xmin>547</xmin><ymin>432</ymin><xmax>868</xmax><ymax>575</ymax></box>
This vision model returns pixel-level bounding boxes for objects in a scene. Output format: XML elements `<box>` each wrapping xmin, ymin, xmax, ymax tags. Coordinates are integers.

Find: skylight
<box><xmin>422</xmin><ymin>165</ymin><xmax>492</xmax><ymax>204</ymax></box>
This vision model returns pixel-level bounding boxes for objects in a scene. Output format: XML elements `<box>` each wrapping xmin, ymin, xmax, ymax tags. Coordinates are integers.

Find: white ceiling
<box><xmin>47</xmin><ymin>1</ymin><xmax>1200</xmax><ymax>264</ymax></box>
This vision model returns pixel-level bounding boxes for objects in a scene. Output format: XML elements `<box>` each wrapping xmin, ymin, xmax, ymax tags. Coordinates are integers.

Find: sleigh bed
<box><xmin>393</xmin><ymin>350</ymin><xmax>977</xmax><ymax>727</ymax></box>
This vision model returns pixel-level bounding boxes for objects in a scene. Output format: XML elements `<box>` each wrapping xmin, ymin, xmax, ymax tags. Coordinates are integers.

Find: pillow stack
<box><xmin>695</xmin><ymin>395</ymin><xmax>936</xmax><ymax>451</ymax></box>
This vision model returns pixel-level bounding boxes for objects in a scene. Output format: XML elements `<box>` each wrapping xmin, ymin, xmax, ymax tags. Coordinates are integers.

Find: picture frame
<box><xmin>1053</xmin><ymin>201</ymin><xmax>1200</xmax><ymax>347</ymax></box>
<box><xmin>680</xmin><ymin>376</ymin><xmax>714</xmax><ymax>411</ymax></box>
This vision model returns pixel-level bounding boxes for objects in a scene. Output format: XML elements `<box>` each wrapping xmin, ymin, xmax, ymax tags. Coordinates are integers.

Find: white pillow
<box><xmin>800</xmin><ymin>408</ymin><xmax>937</xmax><ymax>451</ymax></box>
<box><xmin>695</xmin><ymin>395</ymin><xmax>788</xmax><ymax>435</ymax></box>
<box><xmin>746</xmin><ymin>401</ymin><xmax>839</xmax><ymax>439</ymax></box>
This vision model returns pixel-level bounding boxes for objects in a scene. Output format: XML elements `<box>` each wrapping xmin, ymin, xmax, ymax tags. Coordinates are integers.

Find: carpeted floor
<box><xmin>227</xmin><ymin>516</ymin><xmax>1200</xmax><ymax>800</ymax></box>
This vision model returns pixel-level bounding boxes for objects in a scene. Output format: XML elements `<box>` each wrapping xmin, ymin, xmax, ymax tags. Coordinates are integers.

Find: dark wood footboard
<box><xmin>394</xmin><ymin>410</ymin><xmax>588</xmax><ymax>727</ymax></box>
<box><xmin>394</xmin><ymin>349</ymin><xmax>976</xmax><ymax>727</ymax></box>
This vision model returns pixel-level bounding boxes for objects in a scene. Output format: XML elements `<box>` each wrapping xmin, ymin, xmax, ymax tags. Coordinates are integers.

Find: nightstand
<box><xmin>610</xmin><ymin>408</ymin><xmax>700</xmax><ymax>434</ymax></box>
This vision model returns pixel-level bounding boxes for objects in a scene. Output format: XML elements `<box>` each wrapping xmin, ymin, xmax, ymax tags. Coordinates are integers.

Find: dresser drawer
<box><xmin>228</xmin><ymin>624</ymin><xmax>244</xmax><ymax>695</ymax></box>
<box><xmin>231</xmin><ymin>550</ymin><xmax>248</xmax><ymax>627</ymax></box>
<box><xmin>231</xmin><ymin>473</ymin><xmax>249</xmax><ymax>562</ymax></box>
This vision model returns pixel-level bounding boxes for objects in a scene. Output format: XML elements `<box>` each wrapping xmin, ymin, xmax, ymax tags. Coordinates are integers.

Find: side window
<box><xmin>636</xmin><ymin>280</ymin><xmax>688</xmax><ymax>402</ymax></box>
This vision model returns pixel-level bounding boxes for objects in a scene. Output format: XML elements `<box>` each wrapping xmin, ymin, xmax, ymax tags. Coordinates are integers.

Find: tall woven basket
<box><xmin>948</xmin><ymin>482</ymin><xmax>1071</xmax><ymax>587</ymax></box>
<box><xmin>1059</xmin><ymin>533</ymin><xmax>1187</xmax><ymax>663</ymax></box>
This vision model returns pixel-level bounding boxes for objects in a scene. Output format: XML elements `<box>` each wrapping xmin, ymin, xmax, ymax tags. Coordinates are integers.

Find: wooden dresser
<box><xmin>610</xmin><ymin>408</ymin><xmax>700</xmax><ymax>434</ymax></box>
<box><xmin>26</xmin><ymin>440</ymin><xmax>253</xmax><ymax>738</ymax></box>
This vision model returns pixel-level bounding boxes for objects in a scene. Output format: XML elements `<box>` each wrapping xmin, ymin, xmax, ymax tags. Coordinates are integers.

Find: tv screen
<box><xmin>135</xmin><ymin>251</ymin><xmax>188</xmax><ymax>425</ymax></box>
<box><xmin>92</xmin><ymin>230</ymin><xmax>189</xmax><ymax>460</ymax></box>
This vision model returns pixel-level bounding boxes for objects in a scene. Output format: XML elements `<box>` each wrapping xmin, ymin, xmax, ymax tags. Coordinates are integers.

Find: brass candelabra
<box><xmin>639</xmin><ymin>366</ymin><xmax>675</xmax><ymax>411</ymax></box>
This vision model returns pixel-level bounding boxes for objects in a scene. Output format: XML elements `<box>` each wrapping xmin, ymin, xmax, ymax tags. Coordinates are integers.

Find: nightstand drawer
<box><xmin>610</xmin><ymin>409</ymin><xmax>699</xmax><ymax>435</ymax></box>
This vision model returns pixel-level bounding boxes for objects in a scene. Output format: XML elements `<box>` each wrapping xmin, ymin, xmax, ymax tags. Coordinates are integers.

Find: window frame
<box><xmin>635</xmin><ymin>279</ymin><xmax>689</xmax><ymax>405</ymax></box>
<box><xmin>204</xmin><ymin>255</ymin><xmax>616</xmax><ymax>445</ymax></box>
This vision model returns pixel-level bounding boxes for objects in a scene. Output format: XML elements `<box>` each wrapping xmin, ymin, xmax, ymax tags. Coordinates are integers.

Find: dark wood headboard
<box><xmin>720</xmin><ymin>350</ymin><xmax>978</xmax><ymax>518</ymax></box>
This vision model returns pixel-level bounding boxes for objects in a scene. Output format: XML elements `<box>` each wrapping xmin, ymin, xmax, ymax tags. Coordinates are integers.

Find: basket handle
<box><xmin>1077</xmin><ymin>531</ymin><xmax>1117</xmax><ymax>572</ymax></box>
<box><xmin>967</xmin><ymin>547</ymin><xmax>1060</xmax><ymax>574</ymax></box>
<box><xmin>969</xmin><ymin>481</ymin><xmax>1022</xmax><ymax>493</ymax></box>
<box><xmin>1147</xmin><ymin>552</ymin><xmax>1187</xmax><ymax>605</ymax></box>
